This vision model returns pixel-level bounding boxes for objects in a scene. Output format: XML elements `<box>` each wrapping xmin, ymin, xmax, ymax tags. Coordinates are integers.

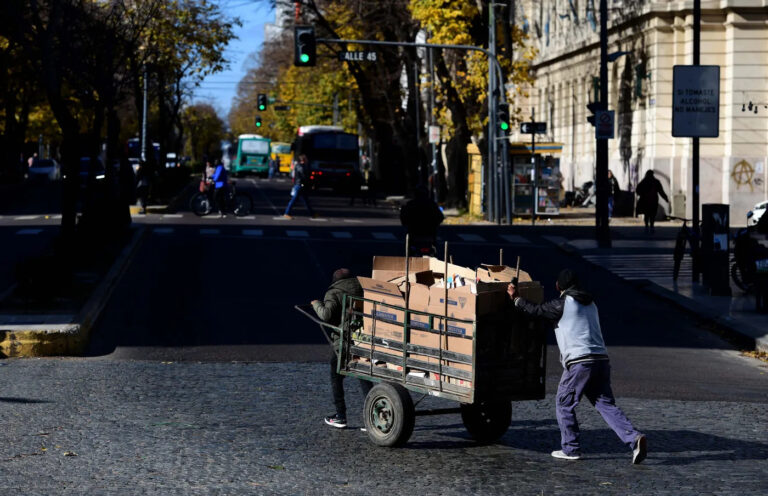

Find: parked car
<box><xmin>27</xmin><ymin>158</ymin><xmax>61</xmax><ymax>181</ymax></box>
<box><xmin>78</xmin><ymin>157</ymin><xmax>106</xmax><ymax>189</ymax></box>
<box><xmin>747</xmin><ymin>201</ymin><xmax>767</xmax><ymax>227</ymax></box>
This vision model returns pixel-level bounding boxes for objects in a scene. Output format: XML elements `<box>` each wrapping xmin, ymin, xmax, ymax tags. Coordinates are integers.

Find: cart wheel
<box><xmin>461</xmin><ymin>401</ymin><xmax>512</xmax><ymax>444</ymax></box>
<box><xmin>363</xmin><ymin>383</ymin><xmax>415</xmax><ymax>447</ymax></box>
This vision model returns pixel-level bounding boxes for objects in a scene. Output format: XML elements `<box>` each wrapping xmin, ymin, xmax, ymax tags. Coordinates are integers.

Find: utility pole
<box><xmin>531</xmin><ymin>108</ymin><xmax>536</xmax><ymax>226</ymax></box>
<box><xmin>332</xmin><ymin>93</ymin><xmax>340</xmax><ymax>126</ymax></box>
<box><xmin>488</xmin><ymin>4</ymin><xmax>497</xmax><ymax>223</ymax></box>
<box><xmin>692</xmin><ymin>0</ymin><xmax>701</xmax><ymax>282</ymax></box>
<box><xmin>141</xmin><ymin>66</ymin><xmax>148</xmax><ymax>165</ymax></box>
<box><xmin>428</xmin><ymin>40</ymin><xmax>437</xmax><ymax>200</ymax></box>
<box><xmin>595</xmin><ymin>0</ymin><xmax>611</xmax><ymax>247</ymax></box>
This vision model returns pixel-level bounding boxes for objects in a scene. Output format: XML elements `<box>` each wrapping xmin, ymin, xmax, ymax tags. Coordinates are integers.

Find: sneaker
<box><xmin>283</xmin><ymin>214</ymin><xmax>293</xmax><ymax>220</ymax></box>
<box><xmin>551</xmin><ymin>450</ymin><xmax>580</xmax><ymax>461</ymax></box>
<box><xmin>324</xmin><ymin>414</ymin><xmax>347</xmax><ymax>429</ymax></box>
<box><xmin>360</xmin><ymin>427</ymin><xmax>367</xmax><ymax>432</ymax></box>
<box><xmin>632</xmin><ymin>434</ymin><xmax>647</xmax><ymax>464</ymax></box>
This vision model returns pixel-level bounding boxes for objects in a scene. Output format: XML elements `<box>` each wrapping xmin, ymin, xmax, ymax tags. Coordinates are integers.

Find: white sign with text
<box><xmin>672</xmin><ymin>65</ymin><xmax>720</xmax><ymax>138</ymax></box>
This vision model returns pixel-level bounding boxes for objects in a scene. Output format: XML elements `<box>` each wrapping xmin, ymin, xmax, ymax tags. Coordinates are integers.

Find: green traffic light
<box><xmin>500</xmin><ymin>121</ymin><xmax>509</xmax><ymax>131</ymax></box>
<box><xmin>258</xmin><ymin>105</ymin><xmax>265</xmax><ymax>111</ymax></box>
<box><xmin>256</xmin><ymin>121</ymin><xmax>262</xmax><ymax>127</ymax></box>
<box><xmin>300</xmin><ymin>54</ymin><xmax>309</xmax><ymax>63</ymax></box>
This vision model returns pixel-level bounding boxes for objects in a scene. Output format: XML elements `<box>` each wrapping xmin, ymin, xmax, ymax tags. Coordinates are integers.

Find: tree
<box><xmin>182</xmin><ymin>103</ymin><xmax>225</xmax><ymax>163</ymax></box>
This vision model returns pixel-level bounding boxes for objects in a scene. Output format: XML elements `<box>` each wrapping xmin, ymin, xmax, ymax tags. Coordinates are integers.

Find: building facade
<box><xmin>510</xmin><ymin>0</ymin><xmax>768</xmax><ymax>223</ymax></box>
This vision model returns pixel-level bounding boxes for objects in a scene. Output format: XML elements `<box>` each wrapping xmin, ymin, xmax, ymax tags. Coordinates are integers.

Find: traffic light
<box><xmin>497</xmin><ymin>104</ymin><xmax>510</xmax><ymax>134</ymax></box>
<box><xmin>257</xmin><ymin>93</ymin><xmax>268</xmax><ymax>111</ymax></box>
<box><xmin>294</xmin><ymin>25</ymin><xmax>316</xmax><ymax>67</ymax></box>
<box><xmin>255</xmin><ymin>115</ymin><xmax>262</xmax><ymax>128</ymax></box>
<box><xmin>586</xmin><ymin>101</ymin><xmax>605</xmax><ymax>127</ymax></box>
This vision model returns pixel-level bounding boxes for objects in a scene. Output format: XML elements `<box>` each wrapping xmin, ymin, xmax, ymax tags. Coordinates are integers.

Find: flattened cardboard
<box><xmin>477</xmin><ymin>264</ymin><xmax>532</xmax><ymax>283</ymax></box>
<box><xmin>371</xmin><ymin>256</ymin><xmax>431</xmax><ymax>282</ymax></box>
<box><xmin>357</xmin><ymin>277</ymin><xmax>406</xmax><ymax>343</ymax></box>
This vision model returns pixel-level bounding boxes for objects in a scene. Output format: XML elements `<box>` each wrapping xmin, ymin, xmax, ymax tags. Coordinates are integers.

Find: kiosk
<box><xmin>510</xmin><ymin>142</ymin><xmax>563</xmax><ymax>217</ymax></box>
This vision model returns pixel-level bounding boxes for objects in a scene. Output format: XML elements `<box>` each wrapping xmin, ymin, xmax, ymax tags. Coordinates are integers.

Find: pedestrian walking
<box><xmin>635</xmin><ymin>170</ymin><xmax>668</xmax><ymax>234</ymax></box>
<box><xmin>283</xmin><ymin>154</ymin><xmax>315</xmax><ymax>219</ymax></box>
<box><xmin>607</xmin><ymin>170</ymin><xmax>620</xmax><ymax>219</ymax></box>
<box><xmin>211</xmin><ymin>160</ymin><xmax>229</xmax><ymax>218</ymax></box>
<box><xmin>507</xmin><ymin>269</ymin><xmax>647</xmax><ymax>464</ymax></box>
<box><xmin>135</xmin><ymin>163</ymin><xmax>150</xmax><ymax>214</ymax></box>
<box><xmin>311</xmin><ymin>268</ymin><xmax>372</xmax><ymax>429</ymax></box>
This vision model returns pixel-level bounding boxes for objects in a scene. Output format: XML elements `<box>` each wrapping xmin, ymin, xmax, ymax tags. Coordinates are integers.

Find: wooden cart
<box><xmin>295</xmin><ymin>290</ymin><xmax>546</xmax><ymax>447</ymax></box>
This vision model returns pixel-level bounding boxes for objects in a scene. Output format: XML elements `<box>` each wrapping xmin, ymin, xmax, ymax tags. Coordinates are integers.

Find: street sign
<box><xmin>428</xmin><ymin>125</ymin><xmax>440</xmax><ymax>144</ymax></box>
<box><xmin>520</xmin><ymin>122</ymin><xmax>546</xmax><ymax>134</ymax></box>
<box><xmin>672</xmin><ymin>65</ymin><xmax>720</xmax><ymax>138</ymax></box>
<box><xmin>273</xmin><ymin>105</ymin><xmax>291</xmax><ymax>111</ymax></box>
<box><xmin>595</xmin><ymin>110</ymin><xmax>615</xmax><ymax>139</ymax></box>
<box><xmin>338</xmin><ymin>51</ymin><xmax>377</xmax><ymax>62</ymax></box>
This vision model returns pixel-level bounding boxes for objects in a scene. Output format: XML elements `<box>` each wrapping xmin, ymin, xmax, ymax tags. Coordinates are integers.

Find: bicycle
<box><xmin>670</xmin><ymin>216</ymin><xmax>700</xmax><ymax>281</ymax></box>
<box><xmin>190</xmin><ymin>180</ymin><xmax>252</xmax><ymax>217</ymax></box>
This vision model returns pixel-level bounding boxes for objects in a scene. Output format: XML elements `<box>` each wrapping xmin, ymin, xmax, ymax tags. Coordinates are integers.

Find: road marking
<box><xmin>500</xmin><ymin>234</ymin><xmax>531</xmax><ymax>245</ymax></box>
<box><xmin>243</xmin><ymin>229</ymin><xmax>264</xmax><ymax>236</ymax></box>
<box><xmin>309</xmin><ymin>217</ymin><xmax>328</xmax><ymax>222</ymax></box>
<box><xmin>286</xmin><ymin>230</ymin><xmax>309</xmax><ymax>238</ymax></box>
<box><xmin>273</xmin><ymin>216</ymin><xmax>291</xmax><ymax>221</ymax></box>
<box><xmin>458</xmin><ymin>233</ymin><xmax>485</xmax><ymax>242</ymax></box>
<box><xmin>332</xmin><ymin>232</ymin><xmax>353</xmax><ymax>239</ymax></box>
<box><xmin>153</xmin><ymin>228</ymin><xmax>174</xmax><ymax>234</ymax></box>
<box><xmin>238</xmin><ymin>216</ymin><xmax>256</xmax><ymax>220</ymax></box>
<box><xmin>582</xmin><ymin>254</ymin><xmax>692</xmax><ymax>280</ymax></box>
<box><xmin>343</xmin><ymin>219</ymin><xmax>363</xmax><ymax>223</ymax></box>
<box><xmin>372</xmin><ymin>232</ymin><xmax>397</xmax><ymax>240</ymax></box>
<box><xmin>14</xmin><ymin>215</ymin><xmax>38</xmax><ymax>221</ymax></box>
<box><xmin>200</xmin><ymin>229</ymin><xmax>220</xmax><ymax>235</ymax></box>
<box><xmin>16</xmin><ymin>228</ymin><xmax>42</xmax><ymax>235</ymax></box>
<box><xmin>163</xmin><ymin>214</ymin><xmax>183</xmax><ymax>218</ymax></box>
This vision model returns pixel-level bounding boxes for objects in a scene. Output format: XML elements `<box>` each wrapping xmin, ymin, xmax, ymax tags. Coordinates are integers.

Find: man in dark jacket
<box><xmin>400</xmin><ymin>185</ymin><xmax>444</xmax><ymax>244</ymax></box>
<box><xmin>508</xmin><ymin>269</ymin><xmax>647</xmax><ymax>464</ymax></box>
<box><xmin>636</xmin><ymin>170</ymin><xmax>668</xmax><ymax>233</ymax></box>
<box><xmin>312</xmin><ymin>268</ymin><xmax>372</xmax><ymax>428</ymax></box>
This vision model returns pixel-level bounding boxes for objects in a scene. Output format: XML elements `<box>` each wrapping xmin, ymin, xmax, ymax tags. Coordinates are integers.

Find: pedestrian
<box><xmin>311</xmin><ymin>268</ymin><xmax>372</xmax><ymax>429</ymax></box>
<box><xmin>347</xmin><ymin>169</ymin><xmax>363</xmax><ymax>206</ymax></box>
<box><xmin>607</xmin><ymin>170</ymin><xmax>620</xmax><ymax>219</ymax></box>
<box><xmin>507</xmin><ymin>269</ymin><xmax>647</xmax><ymax>464</ymax></box>
<box><xmin>135</xmin><ymin>163</ymin><xmax>150</xmax><ymax>214</ymax></box>
<box><xmin>211</xmin><ymin>160</ymin><xmax>229</xmax><ymax>218</ymax></box>
<box><xmin>283</xmin><ymin>154</ymin><xmax>316</xmax><ymax>219</ymax></box>
<box><xmin>635</xmin><ymin>170</ymin><xmax>668</xmax><ymax>234</ymax></box>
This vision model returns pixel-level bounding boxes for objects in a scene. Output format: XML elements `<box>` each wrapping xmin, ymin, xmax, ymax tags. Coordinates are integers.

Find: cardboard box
<box><xmin>371</xmin><ymin>256</ymin><xmax>432</xmax><ymax>282</ymax></box>
<box><xmin>427</xmin><ymin>285</ymin><xmax>506</xmax><ymax>338</ymax></box>
<box><xmin>357</xmin><ymin>277</ymin><xmax>407</xmax><ymax>342</ymax></box>
<box><xmin>477</xmin><ymin>264</ymin><xmax>532</xmax><ymax>283</ymax></box>
<box><xmin>518</xmin><ymin>281</ymin><xmax>544</xmax><ymax>304</ymax></box>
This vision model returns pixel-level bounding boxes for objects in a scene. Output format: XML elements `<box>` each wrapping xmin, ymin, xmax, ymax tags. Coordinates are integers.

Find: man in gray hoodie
<box><xmin>508</xmin><ymin>269</ymin><xmax>647</xmax><ymax>464</ymax></box>
<box><xmin>312</xmin><ymin>268</ymin><xmax>372</xmax><ymax>429</ymax></box>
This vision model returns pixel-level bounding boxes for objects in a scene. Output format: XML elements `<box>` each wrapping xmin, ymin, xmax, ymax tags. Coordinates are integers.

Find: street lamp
<box><xmin>607</xmin><ymin>50</ymin><xmax>631</xmax><ymax>63</ymax></box>
<box><xmin>138</xmin><ymin>45</ymin><xmax>149</xmax><ymax>166</ymax></box>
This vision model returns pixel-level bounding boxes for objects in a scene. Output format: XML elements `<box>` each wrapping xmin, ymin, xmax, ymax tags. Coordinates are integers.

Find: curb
<box><xmin>0</xmin><ymin>226</ymin><xmax>148</xmax><ymax>357</ymax></box>
<box><xmin>551</xmin><ymin>239</ymin><xmax>768</xmax><ymax>353</ymax></box>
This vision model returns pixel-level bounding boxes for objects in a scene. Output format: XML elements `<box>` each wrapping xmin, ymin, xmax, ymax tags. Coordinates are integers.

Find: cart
<box><xmin>295</xmin><ymin>289</ymin><xmax>546</xmax><ymax>447</ymax></box>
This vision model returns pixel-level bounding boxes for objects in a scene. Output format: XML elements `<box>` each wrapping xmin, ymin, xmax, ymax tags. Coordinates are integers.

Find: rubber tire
<box><xmin>731</xmin><ymin>262</ymin><xmax>752</xmax><ymax>292</ymax></box>
<box><xmin>363</xmin><ymin>383</ymin><xmax>415</xmax><ymax>447</ymax></box>
<box><xmin>233</xmin><ymin>193</ymin><xmax>252</xmax><ymax>216</ymax></box>
<box><xmin>190</xmin><ymin>193</ymin><xmax>212</xmax><ymax>216</ymax></box>
<box><xmin>461</xmin><ymin>401</ymin><xmax>512</xmax><ymax>444</ymax></box>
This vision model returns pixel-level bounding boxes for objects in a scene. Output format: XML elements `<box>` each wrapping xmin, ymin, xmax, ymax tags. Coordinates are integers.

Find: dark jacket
<box><xmin>514</xmin><ymin>288</ymin><xmax>608</xmax><ymax>367</ymax></box>
<box><xmin>312</xmin><ymin>276</ymin><xmax>363</xmax><ymax>344</ymax></box>
<box><xmin>400</xmin><ymin>197</ymin><xmax>444</xmax><ymax>239</ymax></box>
<box><xmin>609</xmin><ymin>176</ymin><xmax>620</xmax><ymax>197</ymax></box>
<box><xmin>635</xmin><ymin>175</ymin><xmax>668</xmax><ymax>216</ymax></box>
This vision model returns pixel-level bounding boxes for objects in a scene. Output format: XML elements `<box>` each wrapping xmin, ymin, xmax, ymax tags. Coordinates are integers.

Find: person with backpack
<box><xmin>508</xmin><ymin>269</ymin><xmax>647</xmax><ymax>464</ymax></box>
<box><xmin>283</xmin><ymin>154</ymin><xmax>316</xmax><ymax>219</ymax></box>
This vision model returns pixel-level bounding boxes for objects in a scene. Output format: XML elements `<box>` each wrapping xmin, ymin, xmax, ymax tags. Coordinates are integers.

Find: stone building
<box><xmin>509</xmin><ymin>0</ymin><xmax>768</xmax><ymax>223</ymax></box>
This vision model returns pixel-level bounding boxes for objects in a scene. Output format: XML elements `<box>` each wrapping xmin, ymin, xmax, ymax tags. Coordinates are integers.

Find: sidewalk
<box><xmin>551</xmin><ymin>235</ymin><xmax>768</xmax><ymax>352</ymax></box>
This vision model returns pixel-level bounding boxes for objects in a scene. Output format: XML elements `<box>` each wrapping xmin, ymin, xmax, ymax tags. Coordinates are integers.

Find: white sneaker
<box><xmin>632</xmin><ymin>434</ymin><xmax>647</xmax><ymax>464</ymax></box>
<box><xmin>551</xmin><ymin>450</ymin><xmax>580</xmax><ymax>460</ymax></box>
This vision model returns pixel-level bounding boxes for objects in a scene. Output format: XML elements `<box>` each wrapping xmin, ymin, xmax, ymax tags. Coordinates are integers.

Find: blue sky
<box><xmin>193</xmin><ymin>0</ymin><xmax>274</xmax><ymax>119</ymax></box>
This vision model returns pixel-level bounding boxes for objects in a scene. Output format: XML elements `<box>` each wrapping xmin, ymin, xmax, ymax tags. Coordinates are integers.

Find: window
<box><xmin>241</xmin><ymin>140</ymin><xmax>269</xmax><ymax>154</ymax></box>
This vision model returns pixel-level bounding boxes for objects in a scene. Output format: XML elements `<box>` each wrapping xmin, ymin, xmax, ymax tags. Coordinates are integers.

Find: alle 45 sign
<box><xmin>338</xmin><ymin>51</ymin><xmax>377</xmax><ymax>62</ymax></box>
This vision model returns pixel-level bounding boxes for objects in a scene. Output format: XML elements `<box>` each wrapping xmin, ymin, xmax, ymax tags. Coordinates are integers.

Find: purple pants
<box><xmin>556</xmin><ymin>360</ymin><xmax>640</xmax><ymax>455</ymax></box>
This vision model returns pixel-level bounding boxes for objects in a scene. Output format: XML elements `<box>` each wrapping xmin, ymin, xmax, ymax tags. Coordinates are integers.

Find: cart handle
<box><xmin>294</xmin><ymin>304</ymin><xmax>344</xmax><ymax>348</ymax></box>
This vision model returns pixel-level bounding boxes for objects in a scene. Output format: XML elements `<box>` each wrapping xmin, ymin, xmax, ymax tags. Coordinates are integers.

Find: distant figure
<box><xmin>347</xmin><ymin>170</ymin><xmax>363</xmax><ymax>206</ymax></box>
<box><xmin>607</xmin><ymin>170</ymin><xmax>620</xmax><ymax>219</ymax></box>
<box><xmin>135</xmin><ymin>164</ymin><xmax>150</xmax><ymax>214</ymax></box>
<box><xmin>399</xmin><ymin>185</ymin><xmax>444</xmax><ymax>242</ymax></box>
<box><xmin>312</xmin><ymin>268</ymin><xmax>372</xmax><ymax>429</ymax></box>
<box><xmin>635</xmin><ymin>170</ymin><xmax>668</xmax><ymax>234</ymax></box>
<box><xmin>283</xmin><ymin>154</ymin><xmax>315</xmax><ymax>219</ymax></box>
<box><xmin>212</xmin><ymin>161</ymin><xmax>229</xmax><ymax>218</ymax></box>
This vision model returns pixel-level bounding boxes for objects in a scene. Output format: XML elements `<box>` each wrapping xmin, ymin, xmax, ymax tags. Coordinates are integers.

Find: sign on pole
<box><xmin>595</xmin><ymin>110</ymin><xmax>615</xmax><ymax>139</ymax></box>
<box><xmin>520</xmin><ymin>122</ymin><xmax>546</xmax><ymax>134</ymax></box>
<box><xmin>672</xmin><ymin>65</ymin><xmax>720</xmax><ymax>138</ymax></box>
<box><xmin>428</xmin><ymin>125</ymin><xmax>440</xmax><ymax>144</ymax></box>
<box><xmin>338</xmin><ymin>51</ymin><xmax>377</xmax><ymax>62</ymax></box>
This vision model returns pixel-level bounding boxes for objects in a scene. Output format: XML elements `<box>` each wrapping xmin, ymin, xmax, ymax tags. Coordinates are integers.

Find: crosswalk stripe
<box><xmin>14</xmin><ymin>215</ymin><xmax>38</xmax><ymax>220</ymax></box>
<box><xmin>242</xmin><ymin>229</ymin><xmax>263</xmax><ymax>236</ymax></box>
<box><xmin>343</xmin><ymin>219</ymin><xmax>363</xmax><ymax>223</ymax></box>
<box><xmin>332</xmin><ymin>232</ymin><xmax>353</xmax><ymax>239</ymax></box>
<box><xmin>458</xmin><ymin>233</ymin><xmax>485</xmax><ymax>242</ymax></box>
<box><xmin>309</xmin><ymin>217</ymin><xmax>328</xmax><ymax>222</ymax></box>
<box><xmin>372</xmin><ymin>232</ymin><xmax>397</xmax><ymax>240</ymax></box>
<box><xmin>154</xmin><ymin>228</ymin><xmax>174</xmax><ymax>234</ymax></box>
<box><xmin>582</xmin><ymin>254</ymin><xmax>692</xmax><ymax>280</ymax></box>
<box><xmin>163</xmin><ymin>214</ymin><xmax>183</xmax><ymax>218</ymax></box>
<box><xmin>200</xmin><ymin>229</ymin><xmax>220</xmax><ymax>235</ymax></box>
<box><xmin>16</xmin><ymin>229</ymin><xmax>42</xmax><ymax>235</ymax></box>
<box><xmin>286</xmin><ymin>230</ymin><xmax>309</xmax><ymax>237</ymax></box>
<box><xmin>500</xmin><ymin>234</ymin><xmax>531</xmax><ymax>245</ymax></box>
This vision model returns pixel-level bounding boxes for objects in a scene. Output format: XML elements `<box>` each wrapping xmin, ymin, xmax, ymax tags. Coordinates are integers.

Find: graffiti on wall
<box><xmin>731</xmin><ymin>159</ymin><xmax>759</xmax><ymax>192</ymax></box>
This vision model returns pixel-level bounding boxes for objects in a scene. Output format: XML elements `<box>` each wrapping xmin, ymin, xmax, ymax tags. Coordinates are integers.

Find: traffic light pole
<box><xmin>317</xmin><ymin>37</ymin><xmax>509</xmax><ymax>222</ymax></box>
<box><xmin>692</xmin><ymin>0</ymin><xmax>701</xmax><ymax>283</ymax></box>
<box><xmin>596</xmin><ymin>0</ymin><xmax>611</xmax><ymax>248</ymax></box>
<box><xmin>488</xmin><ymin>4</ymin><xmax>497</xmax><ymax>223</ymax></box>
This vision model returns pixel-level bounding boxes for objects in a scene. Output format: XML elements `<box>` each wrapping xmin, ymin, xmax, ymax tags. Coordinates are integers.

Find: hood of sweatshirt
<box><xmin>562</xmin><ymin>288</ymin><xmax>594</xmax><ymax>305</ymax></box>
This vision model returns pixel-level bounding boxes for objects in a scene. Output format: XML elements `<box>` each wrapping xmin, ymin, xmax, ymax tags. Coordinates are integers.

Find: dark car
<box><xmin>27</xmin><ymin>158</ymin><xmax>61</xmax><ymax>181</ymax></box>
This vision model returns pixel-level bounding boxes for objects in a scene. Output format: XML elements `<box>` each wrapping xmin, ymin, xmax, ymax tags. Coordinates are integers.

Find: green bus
<box><xmin>233</xmin><ymin>134</ymin><xmax>271</xmax><ymax>176</ymax></box>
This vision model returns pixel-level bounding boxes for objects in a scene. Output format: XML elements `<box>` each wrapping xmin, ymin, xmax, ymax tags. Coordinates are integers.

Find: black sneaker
<box><xmin>324</xmin><ymin>414</ymin><xmax>347</xmax><ymax>429</ymax></box>
<box><xmin>632</xmin><ymin>434</ymin><xmax>647</xmax><ymax>464</ymax></box>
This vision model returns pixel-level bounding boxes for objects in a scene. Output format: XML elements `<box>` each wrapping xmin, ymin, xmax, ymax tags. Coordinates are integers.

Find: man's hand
<box><xmin>507</xmin><ymin>283</ymin><xmax>518</xmax><ymax>301</ymax></box>
<box><xmin>311</xmin><ymin>300</ymin><xmax>320</xmax><ymax>306</ymax></box>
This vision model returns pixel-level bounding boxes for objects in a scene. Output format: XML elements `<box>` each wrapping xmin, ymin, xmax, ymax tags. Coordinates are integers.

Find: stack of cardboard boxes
<box><xmin>349</xmin><ymin>256</ymin><xmax>543</xmax><ymax>391</ymax></box>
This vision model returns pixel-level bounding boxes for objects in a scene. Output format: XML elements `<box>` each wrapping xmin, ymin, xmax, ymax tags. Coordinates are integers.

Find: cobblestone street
<box><xmin>1</xmin><ymin>359</ymin><xmax>765</xmax><ymax>495</ymax></box>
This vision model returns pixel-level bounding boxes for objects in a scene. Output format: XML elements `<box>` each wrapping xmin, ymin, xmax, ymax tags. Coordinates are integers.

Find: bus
<box><xmin>234</xmin><ymin>134</ymin><xmax>271</xmax><ymax>176</ymax></box>
<box><xmin>293</xmin><ymin>125</ymin><xmax>359</xmax><ymax>190</ymax></box>
<box><xmin>270</xmin><ymin>142</ymin><xmax>293</xmax><ymax>175</ymax></box>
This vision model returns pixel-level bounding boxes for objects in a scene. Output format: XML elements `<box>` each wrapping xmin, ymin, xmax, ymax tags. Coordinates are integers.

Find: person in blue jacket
<box><xmin>508</xmin><ymin>269</ymin><xmax>647</xmax><ymax>464</ymax></box>
<box><xmin>212</xmin><ymin>161</ymin><xmax>229</xmax><ymax>217</ymax></box>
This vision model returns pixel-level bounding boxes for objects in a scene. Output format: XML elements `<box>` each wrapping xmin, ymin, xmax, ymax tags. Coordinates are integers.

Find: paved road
<box><xmin>1</xmin><ymin>177</ymin><xmax>766</xmax><ymax>494</ymax></box>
